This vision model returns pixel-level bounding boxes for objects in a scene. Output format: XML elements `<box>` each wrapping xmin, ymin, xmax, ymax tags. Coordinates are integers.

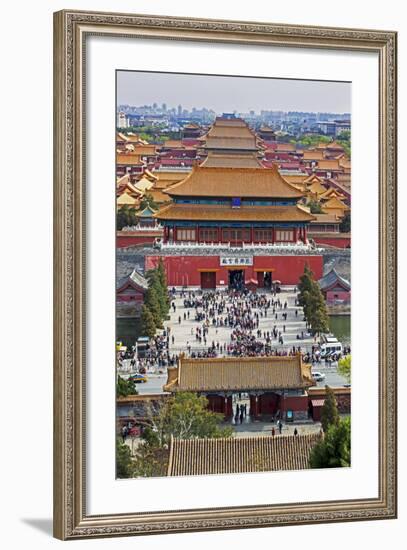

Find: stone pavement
<box><xmin>164</xmin><ymin>286</ymin><xmax>318</xmax><ymax>355</ymax></box>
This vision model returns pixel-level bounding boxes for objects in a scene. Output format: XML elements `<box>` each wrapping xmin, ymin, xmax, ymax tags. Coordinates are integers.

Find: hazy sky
<box><xmin>117</xmin><ymin>70</ymin><xmax>351</xmax><ymax>114</ymax></box>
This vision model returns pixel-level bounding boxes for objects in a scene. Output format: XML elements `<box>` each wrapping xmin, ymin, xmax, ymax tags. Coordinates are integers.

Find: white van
<box><xmin>320</xmin><ymin>336</ymin><xmax>343</xmax><ymax>358</ymax></box>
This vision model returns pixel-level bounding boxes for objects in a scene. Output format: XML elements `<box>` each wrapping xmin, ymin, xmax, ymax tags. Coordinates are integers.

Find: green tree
<box><xmin>131</xmin><ymin>441</ymin><xmax>169</xmax><ymax>477</ymax></box>
<box><xmin>338</xmin><ymin>355</ymin><xmax>351</xmax><ymax>384</ymax></box>
<box><xmin>339</xmin><ymin>211</ymin><xmax>351</xmax><ymax>233</ymax></box>
<box><xmin>309</xmin><ymin>417</ymin><xmax>351</xmax><ymax>468</ymax></box>
<box><xmin>307</xmin><ymin>286</ymin><xmax>329</xmax><ymax>335</ymax></box>
<box><xmin>298</xmin><ymin>265</ymin><xmax>329</xmax><ymax>335</ymax></box>
<box><xmin>156</xmin><ymin>260</ymin><xmax>170</xmax><ymax>316</ymax></box>
<box><xmin>320</xmin><ymin>386</ymin><xmax>340</xmax><ymax>433</ymax></box>
<box><xmin>140</xmin><ymin>305</ymin><xmax>157</xmax><ymax>338</ymax></box>
<box><xmin>116</xmin><ymin>375</ymin><xmax>138</xmax><ymax>397</ymax></box>
<box><xmin>117</xmin><ymin>205</ymin><xmax>137</xmax><ymax>230</ymax></box>
<box><xmin>142</xmin><ymin>392</ymin><xmax>233</xmax><ymax>447</ymax></box>
<box><xmin>144</xmin><ymin>286</ymin><xmax>163</xmax><ymax>328</ymax></box>
<box><xmin>308</xmin><ymin>199</ymin><xmax>323</xmax><ymax>214</ymax></box>
<box><xmin>297</xmin><ymin>264</ymin><xmax>314</xmax><ymax>305</ymax></box>
<box><xmin>116</xmin><ymin>439</ymin><xmax>133</xmax><ymax>478</ymax></box>
<box><xmin>166</xmin><ymin>392</ymin><xmax>234</xmax><ymax>440</ymax></box>
<box><xmin>139</xmin><ymin>193</ymin><xmax>158</xmax><ymax>211</ymax></box>
<box><xmin>129</xmin><ymin>393</ymin><xmax>234</xmax><ymax>478</ymax></box>
<box><xmin>146</xmin><ymin>266</ymin><xmax>169</xmax><ymax>319</ymax></box>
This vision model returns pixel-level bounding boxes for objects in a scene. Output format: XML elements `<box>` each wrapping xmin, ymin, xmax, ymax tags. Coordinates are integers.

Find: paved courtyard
<box><xmin>119</xmin><ymin>286</ymin><xmax>349</xmax><ymax>396</ymax></box>
<box><xmin>165</xmin><ymin>286</ymin><xmax>316</xmax><ymax>355</ymax></box>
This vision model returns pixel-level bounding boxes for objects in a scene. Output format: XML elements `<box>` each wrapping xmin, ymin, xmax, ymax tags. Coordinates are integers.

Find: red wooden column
<box><xmin>280</xmin><ymin>393</ymin><xmax>285</xmax><ymax>419</ymax></box>
<box><xmin>250</xmin><ymin>226</ymin><xmax>254</xmax><ymax>243</ymax></box>
<box><xmin>272</xmin><ymin>228</ymin><xmax>276</xmax><ymax>244</ymax></box>
<box><xmin>294</xmin><ymin>228</ymin><xmax>298</xmax><ymax>242</ymax></box>
<box><xmin>223</xmin><ymin>396</ymin><xmax>229</xmax><ymax>416</ymax></box>
<box><xmin>196</xmin><ymin>225</ymin><xmax>199</xmax><ymax>243</ymax></box>
<box><xmin>304</xmin><ymin>226</ymin><xmax>308</xmax><ymax>243</ymax></box>
<box><xmin>254</xmin><ymin>395</ymin><xmax>259</xmax><ymax>418</ymax></box>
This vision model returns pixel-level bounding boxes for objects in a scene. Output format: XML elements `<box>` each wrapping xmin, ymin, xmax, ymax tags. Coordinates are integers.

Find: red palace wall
<box><xmin>281</xmin><ymin>395</ymin><xmax>309</xmax><ymax>412</ymax></box>
<box><xmin>310</xmin><ymin>235</ymin><xmax>351</xmax><ymax>249</ymax></box>
<box><xmin>116</xmin><ymin>232</ymin><xmax>162</xmax><ymax>248</ymax></box>
<box><xmin>326</xmin><ymin>290</ymin><xmax>350</xmax><ymax>303</ymax></box>
<box><xmin>145</xmin><ymin>254</ymin><xmax>323</xmax><ymax>287</ymax></box>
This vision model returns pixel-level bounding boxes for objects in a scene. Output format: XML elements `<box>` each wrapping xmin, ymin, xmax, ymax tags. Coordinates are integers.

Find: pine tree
<box><xmin>307</xmin><ymin>285</ymin><xmax>329</xmax><ymax>334</ymax></box>
<box><xmin>116</xmin><ymin>439</ymin><xmax>133</xmax><ymax>478</ymax></box>
<box><xmin>309</xmin><ymin>417</ymin><xmax>351</xmax><ymax>468</ymax></box>
<box><xmin>157</xmin><ymin>259</ymin><xmax>170</xmax><ymax>314</ymax></box>
<box><xmin>147</xmin><ymin>265</ymin><xmax>169</xmax><ymax>319</ymax></box>
<box><xmin>321</xmin><ymin>386</ymin><xmax>340</xmax><ymax>433</ymax></box>
<box><xmin>140</xmin><ymin>305</ymin><xmax>157</xmax><ymax>338</ymax></box>
<box><xmin>298</xmin><ymin>265</ymin><xmax>329</xmax><ymax>335</ymax></box>
<box><xmin>144</xmin><ymin>287</ymin><xmax>162</xmax><ymax>328</ymax></box>
<box><xmin>298</xmin><ymin>264</ymin><xmax>314</xmax><ymax>306</ymax></box>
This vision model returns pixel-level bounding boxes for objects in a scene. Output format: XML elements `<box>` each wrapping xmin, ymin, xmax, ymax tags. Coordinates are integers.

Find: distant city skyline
<box><xmin>117</xmin><ymin>70</ymin><xmax>351</xmax><ymax>115</ymax></box>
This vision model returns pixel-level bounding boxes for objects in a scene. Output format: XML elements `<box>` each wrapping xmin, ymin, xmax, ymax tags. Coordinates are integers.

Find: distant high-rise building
<box><xmin>117</xmin><ymin>112</ymin><xmax>128</xmax><ymax>129</ymax></box>
<box><xmin>162</xmin><ymin>103</ymin><xmax>167</xmax><ymax>112</ymax></box>
<box><xmin>178</xmin><ymin>104</ymin><xmax>182</xmax><ymax>116</ymax></box>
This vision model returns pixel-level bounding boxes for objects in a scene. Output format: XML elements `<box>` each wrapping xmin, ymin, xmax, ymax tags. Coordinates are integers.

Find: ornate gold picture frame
<box><xmin>53</xmin><ymin>9</ymin><xmax>397</xmax><ymax>540</ymax></box>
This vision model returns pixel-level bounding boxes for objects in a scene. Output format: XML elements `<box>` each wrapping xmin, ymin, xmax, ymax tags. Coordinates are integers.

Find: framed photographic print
<box><xmin>53</xmin><ymin>9</ymin><xmax>397</xmax><ymax>540</ymax></box>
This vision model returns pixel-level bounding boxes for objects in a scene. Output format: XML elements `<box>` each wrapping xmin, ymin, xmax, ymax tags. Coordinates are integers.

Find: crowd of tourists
<box><xmin>120</xmin><ymin>287</ymin><xmax>350</xmax><ymax>373</ymax></box>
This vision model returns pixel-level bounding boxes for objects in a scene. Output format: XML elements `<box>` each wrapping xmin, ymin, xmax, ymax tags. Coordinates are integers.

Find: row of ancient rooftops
<box><xmin>116</xmin><ymin>116</ymin><xmax>350</xmax><ymax>224</ymax></box>
<box><xmin>167</xmin><ymin>433</ymin><xmax>322</xmax><ymax>476</ymax></box>
<box><xmin>117</xmin><ymin>116</ymin><xmax>349</xmax><ymax>165</ymax></box>
<box><xmin>164</xmin><ymin>354</ymin><xmax>315</xmax><ymax>393</ymax></box>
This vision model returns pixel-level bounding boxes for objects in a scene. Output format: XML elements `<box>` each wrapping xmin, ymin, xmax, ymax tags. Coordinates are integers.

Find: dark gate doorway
<box><xmin>228</xmin><ymin>269</ymin><xmax>244</xmax><ymax>290</ymax></box>
<box><xmin>257</xmin><ymin>271</ymin><xmax>272</xmax><ymax>288</ymax></box>
<box><xmin>264</xmin><ymin>271</ymin><xmax>272</xmax><ymax>288</ymax></box>
<box><xmin>259</xmin><ymin>392</ymin><xmax>281</xmax><ymax>417</ymax></box>
<box><xmin>200</xmin><ymin>271</ymin><xmax>216</xmax><ymax>289</ymax></box>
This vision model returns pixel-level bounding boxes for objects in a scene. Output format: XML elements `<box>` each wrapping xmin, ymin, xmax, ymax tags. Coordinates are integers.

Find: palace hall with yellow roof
<box><xmin>145</xmin><ymin>117</ymin><xmax>323</xmax><ymax>288</ymax></box>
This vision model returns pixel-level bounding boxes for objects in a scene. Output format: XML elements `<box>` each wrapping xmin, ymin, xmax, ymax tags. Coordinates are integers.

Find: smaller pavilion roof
<box><xmin>134</xmin><ymin>176</ymin><xmax>155</xmax><ymax>193</ymax></box>
<box><xmin>302</xmin><ymin>149</ymin><xmax>326</xmax><ymax>161</ymax></box>
<box><xmin>137</xmin><ymin>205</ymin><xmax>157</xmax><ymax>218</ymax></box>
<box><xmin>116</xmin><ymin>153</ymin><xmax>144</xmax><ymax>166</ymax></box>
<box><xmin>117</xmin><ymin>192</ymin><xmax>138</xmax><ymax>206</ymax></box>
<box><xmin>316</xmin><ymin>159</ymin><xmax>342</xmax><ymax>171</ymax></box>
<box><xmin>319</xmin><ymin>268</ymin><xmax>351</xmax><ymax>291</ymax></box>
<box><xmin>322</xmin><ymin>196</ymin><xmax>349</xmax><ymax>211</ymax></box>
<box><xmin>326</xmin><ymin>141</ymin><xmax>345</xmax><ymax>150</ymax></box>
<box><xmin>164</xmin><ymin>354</ymin><xmax>315</xmax><ymax>393</ymax></box>
<box><xmin>116</xmin><ymin>269</ymin><xmax>149</xmax><ymax>292</ymax></box>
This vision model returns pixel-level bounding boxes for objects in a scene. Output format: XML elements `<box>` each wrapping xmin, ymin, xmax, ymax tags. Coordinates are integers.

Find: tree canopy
<box><xmin>129</xmin><ymin>392</ymin><xmax>234</xmax><ymax>478</ymax></box>
<box><xmin>116</xmin><ymin>439</ymin><xmax>133</xmax><ymax>478</ymax></box>
<box><xmin>140</xmin><ymin>262</ymin><xmax>170</xmax><ymax>338</ymax></box>
<box><xmin>116</xmin><ymin>375</ymin><xmax>138</xmax><ymax>397</ymax></box>
<box><xmin>117</xmin><ymin>205</ymin><xmax>137</xmax><ymax>230</ymax></box>
<box><xmin>298</xmin><ymin>264</ymin><xmax>329</xmax><ymax>335</ymax></box>
<box><xmin>308</xmin><ymin>199</ymin><xmax>323</xmax><ymax>214</ymax></box>
<box><xmin>140</xmin><ymin>193</ymin><xmax>158</xmax><ymax>211</ymax></box>
<box><xmin>309</xmin><ymin>417</ymin><xmax>351</xmax><ymax>468</ymax></box>
<box><xmin>338</xmin><ymin>355</ymin><xmax>351</xmax><ymax>384</ymax></box>
<box><xmin>339</xmin><ymin>211</ymin><xmax>351</xmax><ymax>233</ymax></box>
<box><xmin>320</xmin><ymin>386</ymin><xmax>340</xmax><ymax>433</ymax></box>
<box><xmin>140</xmin><ymin>305</ymin><xmax>156</xmax><ymax>338</ymax></box>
